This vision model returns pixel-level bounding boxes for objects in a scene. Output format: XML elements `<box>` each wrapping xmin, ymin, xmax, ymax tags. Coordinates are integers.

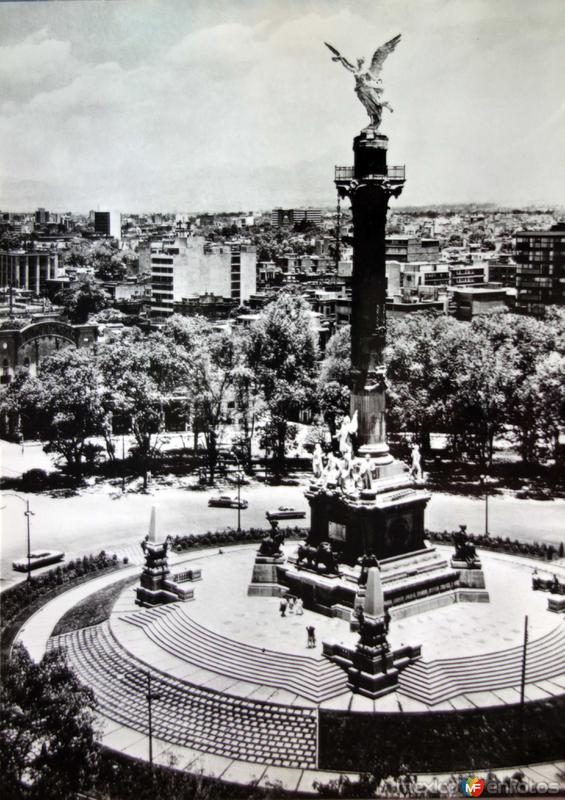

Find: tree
<box><xmin>385</xmin><ymin>314</ymin><xmax>466</xmax><ymax>454</ymax></box>
<box><xmin>163</xmin><ymin>315</ymin><xmax>237</xmax><ymax>484</ymax></box>
<box><xmin>447</xmin><ymin>326</ymin><xmax>517</xmax><ymax>472</ymax></box>
<box><xmin>6</xmin><ymin>347</ymin><xmax>104</xmax><ymax>476</ymax></box>
<box><xmin>92</xmin><ymin>307</ymin><xmax>128</xmax><ymax>324</ymax></box>
<box><xmin>246</xmin><ymin>293</ymin><xmax>318</xmax><ymax>474</ymax></box>
<box><xmin>472</xmin><ymin>313</ymin><xmax>559</xmax><ymax>464</ymax></box>
<box><xmin>98</xmin><ymin>327</ymin><xmax>189</xmax><ymax>487</ymax></box>
<box><xmin>233</xmin><ymin>327</ymin><xmax>264</xmax><ymax>473</ymax></box>
<box><xmin>533</xmin><ymin>353</ymin><xmax>565</xmax><ymax>463</ymax></box>
<box><xmin>0</xmin><ymin>230</ymin><xmax>24</xmax><ymax>250</ymax></box>
<box><xmin>318</xmin><ymin>326</ymin><xmax>351</xmax><ymax>441</ymax></box>
<box><xmin>0</xmin><ymin>643</ymin><xmax>99</xmax><ymax>800</ymax></box>
<box><xmin>55</xmin><ymin>280</ymin><xmax>111</xmax><ymax>323</ymax></box>
<box><xmin>63</xmin><ymin>242</ymin><xmax>90</xmax><ymax>270</ymax></box>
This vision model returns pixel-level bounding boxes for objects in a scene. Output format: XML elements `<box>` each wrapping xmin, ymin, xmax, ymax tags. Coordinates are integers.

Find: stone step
<box><xmin>49</xmin><ymin>622</ymin><xmax>318</xmax><ymax>768</ymax></box>
<box><xmin>122</xmin><ymin>607</ymin><xmax>347</xmax><ymax>702</ymax></box>
<box><xmin>398</xmin><ymin>624</ymin><xmax>565</xmax><ymax>704</ymax></box>
<box><xmin>422</xmin><ymin>624</ymin><xmax>565</xmax><ymax>670</ymax></box>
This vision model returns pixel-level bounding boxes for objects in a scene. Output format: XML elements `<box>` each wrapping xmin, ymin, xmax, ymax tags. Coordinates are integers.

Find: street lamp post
<box><xmin>121</xmin><ymin>669</ymin><xmax>162</xmax><ymax>776</ymax></box>
<box><xmin>480</xmin><ymin>473</ymin><xmax>490</xmax><ymax>537</ymax></box>
<box><xmin>146</xmin><ymin>671</ymin><xmax>161</xmax><ymax>774</ymax></box>
<box><xmin>232</xmin><ymin>452</ymin><xmax>243</xmax><ymax>533</ymax></box>
<box><xmin>2</xmin><ymin>493</ymin><xmax>34</xmax><ymax>582</ymax></box>
<box><xmin>519</xmin><ymin>615</ymin><xmax>529</xmax><ymax>759</ymax></box>
<box><xmin>122</xmin><ymin>429</ymin><xmax>126</xmax><ymax>493</ymax></box>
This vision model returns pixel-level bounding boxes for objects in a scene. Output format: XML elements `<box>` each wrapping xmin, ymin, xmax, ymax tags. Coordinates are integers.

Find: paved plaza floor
<box><xmin>16</xmin><ymin>541</ymin><xmax>565</xmax><ymax>793</ymax></box>
<box><xmin>135</xmin><ymin>544</ymin><xmax>557</xmax><ymax>661</ymax></box>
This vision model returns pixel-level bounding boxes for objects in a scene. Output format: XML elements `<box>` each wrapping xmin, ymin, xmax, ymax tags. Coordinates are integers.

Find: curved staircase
<box><xmin>119</xmin><ymin>605</ymin><xmax>348</xmax><ymax>703</ymax></box>
<box><xmin>399</xmin><ymin>623</ymin><xmax>565</xmax><ymax>705</ymax></box>
<box><xmin>49</xmin><ymin>622</ymin><xmax>317</xmax><ymax>768</ymax></box>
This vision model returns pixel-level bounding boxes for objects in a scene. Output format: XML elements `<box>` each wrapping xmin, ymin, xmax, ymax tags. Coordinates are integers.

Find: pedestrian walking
<box><xmin>279</xmin><ymin>597</ymin><xmax>288</xmax><ymax>617</ymax></box>
<box><xmin>295</xmin><ymin>598</ymin><xmax>304</xmax><ymax>615</ymax></box>
<box><xmin>288</xmin><ymin>596</ymin><xmax>296</xmax><ymax>614</ymax></box>
<box><xmin>306</xmin><ymin>625</ymin><xmax>316</xmax><ymax>648</ymax></box>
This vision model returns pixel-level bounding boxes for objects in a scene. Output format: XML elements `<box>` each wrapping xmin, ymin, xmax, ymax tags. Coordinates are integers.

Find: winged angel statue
<box><xmin>324</xmin><ymin>35</ymin><xmax>401</xmax><ymax>130</ymax></box>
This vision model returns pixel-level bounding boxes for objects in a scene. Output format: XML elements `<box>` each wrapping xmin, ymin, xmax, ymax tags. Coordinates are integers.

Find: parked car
<box><xmin>266</xmin><ymin>506</ymin><xmax>306</xmax><ymax>521</ymax></box>
<box><xmin>13</xmin><ymin>550</ymin><xmax>65</xmax><ymax>572</ymax></box>
<box><xmin>208</xmin><ymin>494</ymin><xmax>248</xmax><ymax>510</ymax></box>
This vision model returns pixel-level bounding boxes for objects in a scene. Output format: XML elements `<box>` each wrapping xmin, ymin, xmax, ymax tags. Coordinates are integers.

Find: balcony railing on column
<box><xmin>334</xmin><ymin>165</ymin><xmax>405</xmax><ymax>181</ymax></box>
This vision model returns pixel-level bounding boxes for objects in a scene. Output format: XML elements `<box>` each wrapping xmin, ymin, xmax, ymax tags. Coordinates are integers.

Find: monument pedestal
<box><xmin>306</xmin><ymin>469</ymin><xmax>429</xmax><ymax>565</ymax></box>
<box><xmin>247</xmin><ymin>530</ymin><xmax>289</xmax><ymax>597</ymax></box>
<box><xmin>248</xmin><ymin>554</ymin><xmax>287</xmax><ymax>597</ymax></box>
<box><xmin>135</xmin><ymin>507</ymin><xmax>197</xmax><ymax>606</ymax></box>
<box><xmin>451</xmin><ymin>558</ymin><xmax>487</xmax><ymax>590</ymax></box>
<box><xmin>323</xmin><ymin>567</ymin><xmax>421</xmax><ymax>698</ymax></box>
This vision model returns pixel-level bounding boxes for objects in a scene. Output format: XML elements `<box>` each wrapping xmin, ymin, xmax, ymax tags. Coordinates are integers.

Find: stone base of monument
<box><xmin>135</xmin><ymin>586</ymin><xmax>186</xmax><ymax>606</ymax></box>
<box><xmin>247</xmin><ymin>554</ymin><xmax>287</xmax><ymax>597</ymax></box>
<box><xmin>325</xmin><ymin>567</ymin><xmax>422</xmax><ymax>698</ymax></box>
<box><xmin>548</xmin><ymin>595</ymin><xmax>565</xmax><ymax>614</ymax></box>
<box><xmin>171</xmin><ymin>566</ymin><xmax>202</xmax><ymax>582</ymax></box>
<box><xmin>451</xmin><ymin>558</ymin><xmax>488</xmax><ymax>591</ymax></box>
<box><xmin>277</xmin><ymin>545</ymin><xmax>460</xmax><ymax>618</ymax></box>
<box><xmin>135</xmin><ymin>507</ymin><xmax>198</xmax><ymax>607</ymax></box>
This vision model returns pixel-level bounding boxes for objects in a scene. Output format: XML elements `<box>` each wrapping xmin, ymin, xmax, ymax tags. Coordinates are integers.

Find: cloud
<box><xmin>0</xmin><ymin>28</ymin><xmax>75</xmax><ymax>96</ymax></box>
<box><xmin>0</xmin><ymin>0</ymin><xmax>563</xmax><ymax>212</ymax></box>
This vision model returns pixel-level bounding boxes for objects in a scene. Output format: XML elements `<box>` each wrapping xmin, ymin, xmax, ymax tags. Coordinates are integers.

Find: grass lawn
<box><xmin>52</xmin><ymin>575</ymin><xmax>137</xmax><ymax>636</ymax></box>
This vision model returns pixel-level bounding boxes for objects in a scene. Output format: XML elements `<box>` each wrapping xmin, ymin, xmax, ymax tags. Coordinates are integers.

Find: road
<box><xmin>2</xmin><ymin>478</ymin><xmax>564</xmax><ymax>588</ymax></box>
<box><xmin>2</xmin><ymin>440</ymin><xmax>564</xmax><ymax>589</ymax></box>
<box><xmin>0</xmin><ymin>480</ymin><xmax>310</xmax><ymax>588</ymax></box>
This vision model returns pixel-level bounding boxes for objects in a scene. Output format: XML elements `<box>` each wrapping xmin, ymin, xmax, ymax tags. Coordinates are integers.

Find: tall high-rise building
<box><xmin>150</xmin><ymin>236</ymin><xmax>256</xmax><ymax>318</ymax></box>
<box><xmin>35</xmin><ymin>208</ymin><xmax>50</xmax><ymax>225</ymax></box>
<box><xmin>271</xmin><ymin>208</ymin><xmax>322</xmax><ymax>227</ymax></box>
<box><xmin>514</xmin><ymin>222</ymin><xmax>565</xmax><ymax>316</ymax></box>
<box><xmin>94</xmin><ymin>211</ymin><xmax>121</xmax><ymax>241</ymax></box>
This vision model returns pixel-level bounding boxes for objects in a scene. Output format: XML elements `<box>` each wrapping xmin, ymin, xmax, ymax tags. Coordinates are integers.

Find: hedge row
<box><xmin>1</xmin><ymin>551</ymin><xmax>127</xmax><ymax>627</ymax></box>
<box><xmin>426</xmin><ymin>529</ymin><xmax>563</xmax><ymax>561</ymax></box>
<box><xmin>1</xmin><ymin>528</ymin><xmax>303</xmax><ymax>634</ymax></box>
<box><xmin>170</xmin><ymin>525</ymin><xmax>303</xmax><ymax>553</ymax></box>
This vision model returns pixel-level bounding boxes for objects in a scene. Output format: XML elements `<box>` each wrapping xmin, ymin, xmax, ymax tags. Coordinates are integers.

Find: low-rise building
<box><xmin>0</xmin><ymin>250</ymin><xmax>59</xmax><ymax>296</ymax></box>
<box><xmin>448</xmin><ymin>264</ymin><xmax>487</xmax><ymax>287</ymax></box>
<box><xmin>386</xmin><ymin>235</ymin><xmax>440</xmax><ymax>263</ymax></box>
<box><xmin>450</xmin><ymin>287</ymin><xmax>510</xmax><ymax>321</ymax></box>
<box><xmin>271</xmin><ymin>208</ymin><xmax>322</xmax><ymax>227</ymax></box>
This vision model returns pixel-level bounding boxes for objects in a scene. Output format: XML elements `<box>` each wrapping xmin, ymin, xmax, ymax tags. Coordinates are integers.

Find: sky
<box><xmin>0</xmin><ymin>0</ymin><xmax>563</xmax><ymax>213</ymax></box>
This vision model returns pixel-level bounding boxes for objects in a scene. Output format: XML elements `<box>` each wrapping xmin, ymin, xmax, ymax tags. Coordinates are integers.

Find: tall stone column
<box><xmin>337</xmin><ymin>129</ymin><xmax>404</xmax><ymax>464</ymax></box>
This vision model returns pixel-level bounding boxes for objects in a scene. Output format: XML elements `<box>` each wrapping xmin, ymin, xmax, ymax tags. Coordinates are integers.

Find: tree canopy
<box><xmin>0</xmin><ymin>644</ymin><xmax>99</xmax><ymax>800</ymax></box>
<box><xmin>246</xmin><ymin>292</ymin><xmax>318</xmax><ymax>472</ymax></box>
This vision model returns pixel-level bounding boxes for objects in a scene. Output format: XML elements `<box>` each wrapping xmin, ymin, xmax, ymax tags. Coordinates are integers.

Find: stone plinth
<box><xmin>277</xmin><ymin>543</ymin><xmax>460</xmax><ymax>618</ymax></box>
<box><xmin>548</xmin><ymin>595</ymin><xmax>565</xmax><ymax>614</ymax></box>
<box><xmin>324</xmin><ymin>568</ymin><xmax>421</xmax><ymax>698</ymax></box>
<box><xmin>452</xmin><ymin>564</ymin><xmax>487</xmax><ymax>590</ymax></box>
<box><xmin>306</xmin><ymin>473</ymin><xmax>430</xmax><ymax>565</ymax></box>
<box><xmin>136</xmin><ymin>506</ymin><xmax>197</xmax><ymax>606</ymax></box>
<box><xmin>248</xmin><ymin>554</ymin><xmax>287</xmax><ymax>597</ymax></box>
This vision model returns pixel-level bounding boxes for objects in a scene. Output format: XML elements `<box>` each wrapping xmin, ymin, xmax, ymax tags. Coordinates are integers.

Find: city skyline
<box><xmin>1</xmin><ymin>0</ymin><xmax>564</xmax><ymax>213</ymax></box>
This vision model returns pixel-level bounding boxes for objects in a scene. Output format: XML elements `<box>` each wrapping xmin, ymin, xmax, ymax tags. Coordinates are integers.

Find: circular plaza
<box><xmin>17</xmin><ymin>537</ymin><xmax>565</xmax><ymax>794</ymax></box>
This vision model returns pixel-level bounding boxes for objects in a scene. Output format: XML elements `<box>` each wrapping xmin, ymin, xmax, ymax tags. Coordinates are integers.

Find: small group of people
<box><xmin>279</xmin><ymin>595</ymin><xmax>304</xmax><ymax>617</ymax></box>
<box><xmin>278</xmin><ymin>596</ymin><xmax>316</xmax><ymax>649</ymax></box>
